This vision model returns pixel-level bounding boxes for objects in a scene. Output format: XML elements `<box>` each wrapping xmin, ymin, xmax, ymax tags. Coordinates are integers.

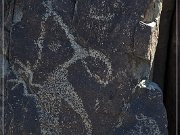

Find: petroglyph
<box><xmin>115</xmin><ymin>98</ymin><xmax>130</xmax><ymax>128</ymax></box>
<box><xmin>127</xmin><ymin>114</ymin><xmax>161</xmax><ymax>135</ymax></box>
<box><xmin>89</xmin><ymin>1</ymin><xmax>115</xmax><ymax>21</ymax></box>
<box><xmin>48</xmin><ymin>41</ymin><xmax>62</xmax><ymax>52</ymax></box>
<box><xmin>14</xmin><ymin>59</ymin><xmax>43</xmax><ymax>89</ymax></box>
<box><xmin>90</xmin><ymin>12</ymin><xmax>115</xmax><ymax>21</ymax></box>
<box><xmin>33</xmin><ymin>11</ymin><xmax>50</xmax><ymax>70</ymax></box>
<box><xmin>94</xmin><ymin>98</ymin><xmax>100</xmax><ymax>112</ymax></box>
<box><xmin>11</xmin><ymin>0</ymin><xmax>113</xmax><ymax>134</ymax></box>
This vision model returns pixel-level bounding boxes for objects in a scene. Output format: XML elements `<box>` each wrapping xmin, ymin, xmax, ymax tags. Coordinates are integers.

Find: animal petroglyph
<box><xmin>12</xmin><ymin>0</ymin><xmax>113</xmax><ymax>134</ymax></box>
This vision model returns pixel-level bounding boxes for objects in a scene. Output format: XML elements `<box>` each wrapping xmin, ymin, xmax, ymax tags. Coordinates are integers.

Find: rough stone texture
<box><xmin>153</xmin><ymin>0</ymin><xmax>175</xmax><ymax>90</ymax></box>
<box><xmin>1</xmin><ymin>0</ymin><xmax>168</xmax><ymax>135</ymax></box>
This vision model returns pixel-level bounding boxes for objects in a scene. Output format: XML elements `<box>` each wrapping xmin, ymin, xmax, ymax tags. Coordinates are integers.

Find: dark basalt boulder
<box><xmin>2</xmin><ymin>0</ymin><xmax>168</xmax><ymax>135</ymax></box>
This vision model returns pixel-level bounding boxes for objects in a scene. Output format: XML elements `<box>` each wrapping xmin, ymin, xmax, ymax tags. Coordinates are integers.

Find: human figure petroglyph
<box><xmin>10</xmin><ymin>0</ymin><xmax>113</xmax><ymax>134</ymax></box>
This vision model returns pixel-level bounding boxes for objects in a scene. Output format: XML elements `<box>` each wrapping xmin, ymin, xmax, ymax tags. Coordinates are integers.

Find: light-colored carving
<box><xmin>11</xmin><ymin>0</ymin><xmax>113</xmax><ymax>134</ymax></box>
<box><xmin>128</xmin><ymin>114</ymin><xmax>161</xmax><ymax>135</ymax></box>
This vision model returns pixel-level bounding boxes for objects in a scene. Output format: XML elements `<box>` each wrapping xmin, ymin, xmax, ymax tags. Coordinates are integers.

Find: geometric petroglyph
<box><xmin>12</xmin><ymin>0</ymin><xmax>113</xmax><ymax>134</ymax></box>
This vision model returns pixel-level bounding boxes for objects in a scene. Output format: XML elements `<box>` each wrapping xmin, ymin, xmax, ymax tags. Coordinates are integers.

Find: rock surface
<box><xmin>2</xmin><ymin>0</ymin><xmax>168</xmax><ymax>135</ymax></box>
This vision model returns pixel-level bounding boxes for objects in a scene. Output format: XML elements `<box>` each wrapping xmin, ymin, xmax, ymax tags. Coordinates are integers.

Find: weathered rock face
<box><xmin>3</xmin><ymin>0</ymin><xmax>168</xmax><ymax>135</ymax></box>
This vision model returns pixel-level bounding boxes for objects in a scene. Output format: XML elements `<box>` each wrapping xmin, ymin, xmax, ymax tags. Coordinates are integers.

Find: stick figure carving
<box><xmin>10</xmin><ymin>0</ymin><xmax>113</xmax><ymax>134</ymax></box>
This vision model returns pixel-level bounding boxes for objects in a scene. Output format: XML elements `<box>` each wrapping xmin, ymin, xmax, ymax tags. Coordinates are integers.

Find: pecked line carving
<box><xmin>11</xmin><ymin>0</ymin><xmax>113</xmax><ymax>134</ymax></box>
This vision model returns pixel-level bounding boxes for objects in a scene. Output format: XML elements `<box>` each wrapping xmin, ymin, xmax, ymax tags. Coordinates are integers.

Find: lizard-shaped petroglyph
<box><xmin>11</xmin><ymin>0</ymin><xmax>113</xmax><ymax>134</ymax></box>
